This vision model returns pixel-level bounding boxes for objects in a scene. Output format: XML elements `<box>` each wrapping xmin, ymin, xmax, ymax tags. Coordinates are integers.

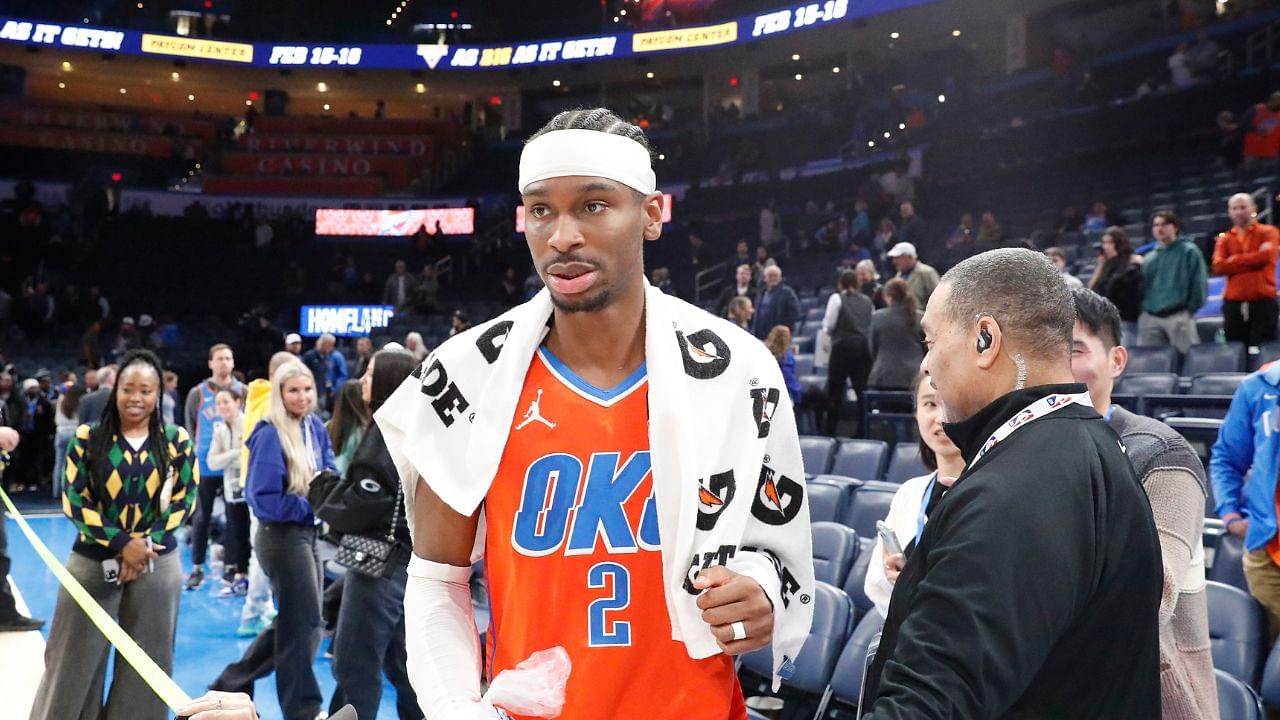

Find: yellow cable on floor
<box><xmin>0</xmin><ymin>486</ymin><xmax>192</xmax><ymax>712</ymax></box>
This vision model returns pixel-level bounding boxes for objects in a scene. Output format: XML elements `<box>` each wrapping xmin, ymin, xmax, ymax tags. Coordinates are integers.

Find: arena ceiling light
<box><xmin>552</xmin><ymin>79</ymin><xmax>561</xmax><ymax>87</ymax></box>
<box><xmin>323</xmin><ymin>103</ymin><xmax>331</xmax><ymax>110</ymax></box>
<box><xmin>187</xmin><ymin>93</ymin><xmax>195</xmax><ymax>101</ymax></box>
<box><xmin>645</xmin><ymin>71</ymin><xmax>654</xmax><ymax>79</ymax></box>
<box><xmin>317</xmin><ymin>81</ymin><xmax>329</xmax><ymax>92</ymax></box>
<box><xmin>791</xmin><ymin>54</ymin><xmax>800</xmax><ymax>61</ymax></box>
<box><xmin>61</xmin><ymin>61</ymin><xmax>72</xmax><ymax>71</ymax></box>
<box><xmin>57</xmin><ymin>81</ymin><xmax>65</xmax><ymax>89</ymax></box>
<box><xmin>119</xmin><ymin>87</ymin><xmax>127</xmax><ymax>94</ymax></box>
<box><xmin>898</xmin><ymin>122</ymin><xmax>905</xmax><ymax>129</ymax></box>
<box><xmin>890</xmin><ymin>31</ymin><xmax>900</xmax><ymax>39</ymax></box>
<box><xmin>952</xmin><ymin>29</ymin><xmax>962</xmax><ymax>37</ymax></box>
<box><xmin>170</xmin><ymin>71</ymin><xmax>180</xmax><ymax>81</ymax></box>
<box><xmin>794</xmin><ymin>73</ymin><xmax>802</xmax><ymax>80</ymax></box>
<box><xmin>415</xmin><ymin>82</ymin><xmax>426</xmax><ymax>93</ymax></box>
<box><xmin>937</xmin><ymin>94</ymin><xmax>946</xmax><ymax>102</ymax></box>
<box><xmin>832</xmin><ymin>66</ymin><xmax>840</xmax><ymax>73</ymax></box>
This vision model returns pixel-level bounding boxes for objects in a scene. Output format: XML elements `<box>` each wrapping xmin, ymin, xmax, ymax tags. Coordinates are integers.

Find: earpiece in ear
<box><xmin>977</xmin><ymin>328</ymin><xmax>993</xmax><ymax>353</ymax></box>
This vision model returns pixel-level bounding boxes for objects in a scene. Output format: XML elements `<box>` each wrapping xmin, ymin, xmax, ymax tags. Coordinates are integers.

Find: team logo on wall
<box><xmin>695</xmin><ymin>470</ymin><xmax>735</xmax><ymax>531</ymax></box>
<box><xmin>416</xmin><ymin>44</ymin><xmax>450</xmax><ymax>69</ymax></box>
<box><xmin>675</xmin><ymin>329</ymin><xmax>731</xmax><ymax>379</ymax></box>
<box><xmin>750</xmin><ymin>387</ymin><xmax>780</xmax><ymax>439</ymax></box>
<box><xmin>750</xmin><ymin>465</ymin><xmax>803</xmax><ymax>526</ymax></box>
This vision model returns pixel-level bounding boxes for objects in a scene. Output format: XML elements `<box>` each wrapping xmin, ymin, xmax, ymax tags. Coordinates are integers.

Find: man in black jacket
<box><xmin>862</xmin><ymin>248</ymin><xmax>1162</xmax><ymax>719</ymax></box>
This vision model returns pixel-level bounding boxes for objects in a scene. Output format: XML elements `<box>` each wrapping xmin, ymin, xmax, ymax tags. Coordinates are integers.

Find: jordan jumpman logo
<box><xmin>515</xmin><ymin>389</ymin><xmax>556</xmax><ymax>430</ymax></box>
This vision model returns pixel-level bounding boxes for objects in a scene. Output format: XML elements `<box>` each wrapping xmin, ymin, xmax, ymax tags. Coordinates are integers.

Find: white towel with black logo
<box><xmin>375</xmin><ymin>282</ymin><xmax>814</xmax><ymax>690</ymax></box>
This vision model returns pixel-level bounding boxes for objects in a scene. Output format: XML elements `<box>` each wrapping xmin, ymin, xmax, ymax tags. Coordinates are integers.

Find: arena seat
<box><xmin>1125</xmin><ymin>346</ymin><xmax>1179</xmax><ymax>375</ymax></box>
<box><xmin>794</xmin><ymin>353</ymin><xmax>816</xmax><ymax>376</ymax></box>
<box><xmin>831</xmin><ymin>439</ymin><xmax>890</xmax><ymax>481</ymax></box>
<box><xmin>1207</xmin><ymin>580</ymin><xmax>1268</xmax><ymax>687</ymax></box>
<box><xmin>1259</xmin><ymin>641</ymin><xmax>1280</xmax><ymax>708</ymax></box>
<box><xmin>843</xmin><ymin>537</ymin><xmax>877</xmax><ymax>619</ymax></box>
<box><xmin>1250</xmin><ymin>341</ymin><xmax>1280</xmax><ymax>371</ymax></box>
<box><xmin>1190</xmin><ymin>373</ymin><xmax>1248</xmax><ymax>396</ymax></box>
<box><xmin>793</xmin><ymin>335</ymin><xmax>816</xmax><ymax>355</ymax></box>
<box><xmin>799</xmin><ymin>436</ymin><xmax>837</xmax><ymax>475</ymax></box>
<box><xmin>841</xmin><ymin>480</ymin><xmax>898</xmax><ymax>538</ymax></box>
<box><xmin>1114</xmin><ymin>372</ymin><xmax>1179</xmax><ymax>397</ymax></box>
<box><xmin>741</xmin><ymin>582</ymin><xmax>853</xmax><ymax>696</ymax></box>
<box><xmin>1217</xmin><ymin>669</ymin><xmax>1264</xmax><ymax>720</ymax></box>
<box><xmin>807</xmin><ymin>481</ymin><xmax>849</xmax><ymax>524</ymax></box>
<box><xmin>1209</xmin><ymin>533</ymin><xmax>1248</xmax><ymax>594</ymax></box>
<box><xmin>815</xmin><ymin>609</ymin><xmax>885</xmax><ymax>718</ymax></box>
<box><xmin>1197</xmin><ymin>316</ymin><xmax>1225</xmax><ymax>344</ymax></box>
<box><xmin>884</xmin><ymin>443</ymin><xmax>927</xmax><ymax>484</ymax></box>
<box><xmin>1184</xmin><ymin>342</ymin><xmax>1246</xmax><ymax>377</ymax></box>
<box><xmin>812</xmin><ymin>522</ymin><xmax>860</xmax><ymax>588</ymax></box>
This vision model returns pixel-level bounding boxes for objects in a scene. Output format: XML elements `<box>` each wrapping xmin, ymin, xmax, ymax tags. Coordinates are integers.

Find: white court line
<box><xmin>0</xmin><ymin>573</ymin><xmax>47</xmax><ymax>718</ymax></box>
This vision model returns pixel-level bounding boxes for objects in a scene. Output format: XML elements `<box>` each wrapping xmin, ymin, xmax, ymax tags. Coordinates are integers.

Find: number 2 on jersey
<box><xmin>587</xmin><ymin>562</ymin><xmax>632</xmax><ymax>647</ymax></box>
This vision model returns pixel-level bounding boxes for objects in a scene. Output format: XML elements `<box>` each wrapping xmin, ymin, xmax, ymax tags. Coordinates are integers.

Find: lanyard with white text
<box><xmin>968</xmin><ymin>391</ymin><xmax>1093</xmax><ymax>469</ymax></box>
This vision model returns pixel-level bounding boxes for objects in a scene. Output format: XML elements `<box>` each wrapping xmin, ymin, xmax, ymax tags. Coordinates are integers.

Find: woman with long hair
<box><xmin>207</xmin><ymin>388</ymin><xmax>250</xmax><ymax>596</ymax></box>
<box><xmin>327</xmin><ymin>379</ymin><xmax>370</xmax><ymax>475</ymax></box>
<box><xmin>31</xmin><ymin>350</ymin><xmax>197</xmax><ymax>720</ymax></box>
<box><xmin>51</xmin><ymin>384</ymin><xmax>85</xmax><ymax>498</ymax></box>
<box><xmin>726</xmin><ymin>295</ymin><xmax>754</xmax><ymax>331</ymax></box>
<box><xmin>1089</xmin><ymin>226</ymin><xmax>1144</xmax><ymax>346</ymax></box>
<box><xmin>317</xmin><ymin>348</ymin><xmax>421</xmax><ymax>720</ymax></box>
<box><xmin>237</xmin><ymin>362</ymin><xmax>337</xmax><ymax>720</ymax></box>
<box><xmin>764</xmin><ymin>325</ymin><xmax>803</xmax><ymax>406</ymax></box>
<box><xmin>863</xmin><ymin>374</ymin><xmax>966</xmax><ymax>617</ymax></box>
<box><xmin>869</xmin><ymin>278</ymin><xmax>925</xmax><ymax>390</ymax></box>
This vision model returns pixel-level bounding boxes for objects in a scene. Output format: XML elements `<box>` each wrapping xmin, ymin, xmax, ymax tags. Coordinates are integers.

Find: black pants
<box><xmin>212</xmin><ymin>523</ymin><xmax>322</xmax><ymax>720</ymax></box>
<box><xmin>224</xmin><ymin>501</ymin><xmax>251</xmax><ymax>572</ymax></box>
<box><xmin>190</xmin><ymin>474</ymin><xmax>224</xmax><ymax>566</ymax></box>
<box><xmin>826</xmin><ymin>336</ymin><xmax>872</xmax><ymax>436</ymax></box>
<box><xmin>1224</xmin><ymin>298</ymin><xmax>1279</xmax><ymax>347</ymax></box>
<box><xmin>331</xmin><ymin>560</ymin><xmax>421</xmax><ymax>720</ymax></box>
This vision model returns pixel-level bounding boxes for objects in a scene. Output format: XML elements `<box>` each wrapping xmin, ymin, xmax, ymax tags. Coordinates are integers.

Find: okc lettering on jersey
<box><xmin>511</xmin><ymin>451</ymin><xmax>661</xmax><ymax>557</ymax></box>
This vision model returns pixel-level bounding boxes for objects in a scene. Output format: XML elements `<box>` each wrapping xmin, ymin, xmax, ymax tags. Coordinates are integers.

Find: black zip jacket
<box><xmin>863</xmin><ymin>383</ymin><xmax>1162</xmax><ymax>719</ymax></box>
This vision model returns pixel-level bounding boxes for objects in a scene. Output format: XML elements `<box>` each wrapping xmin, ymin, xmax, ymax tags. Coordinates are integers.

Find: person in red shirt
<box><xmin>1212</xmin><ymin>193</ymin><xmax>1279</xmax><ymax>347</ymax></box>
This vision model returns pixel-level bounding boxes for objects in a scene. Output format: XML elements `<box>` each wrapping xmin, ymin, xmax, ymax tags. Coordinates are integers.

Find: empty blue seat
<box><xmin>884</xmin><ymin>443</ymin><xmax>928</xmax><ymax>484</ymax></box>
<box><xmin>1259</xmin><ymin>639</ymin><xmax>1280</xmax><ymax>708</ymax></box>
<box><xmin>1217</xmin><ymin>669</ymin><xmax>1264</xmax><ymax>720</ymax></box>
<box><xmin>1184</xmin><ymin>342</ymin><xmax>1246</xmax><ymax>377</ymax></box>
<box><xmin>842</xmin><ymin>480</ymin><xmax>898</xmax><ymax>538</ymax></box>
<box><xmin>1207</xmin><ymin>580</ymin><xmax>1268</xmax><ymax>687</ymax></box>
<box><xmin>812</xmin><ymin>521</ymin><xmax>860</xmax><ymax>588</ymax></box>
<box><xmin>799</xmin><ymin>435</ymin><xmax>837</xmax><ymax>475</ymax></box>
<box><xmin>1208</xmin><ymin>533</ymin><xmax>1248</xmax><ymax>594</ymax></box>
<box><xmin>817</xmin><ymin>609</ymin><xmax>885</xmax><ymax>717</ymax></box>
<box><xmin>842</xmin><ymin>536</ymin><xmax>877</xmax><ymax>618</ymax></box>
<box><xmin>793</xmin><ymin>336</ymin><xmax>816</xmax><ymax>355</ymax></box>
<box><xmin>1125</xmin><ymin>346</ymin><xmax>1179</xmax><ymax>374</ymax></box>
<box><xmin>831</xmin><ymin>439</ymin><xmax>890</xmax><ymax>480</ymax></box>
<box><xmin>1191</xmin><ymin>373</ymin><xmax>1247</xmax><ymax>396</ymax></box>
<box><xmin>1251</xmin><ymin>340</ymin><xmax>1280</xmax><ymax>371</ymax></box>
<box><xmin>741</xmin><ymin>582</ymin><xmax>853</xmax><ymax>695</ymax></box>
<box><xmin>1114</xmin><ymin>372</ymin><xmax>1179</xmax><ymax>397</ymax></box>
<box><xmin>1197</xmin><ymin>316</ymin><xmax>1224</xmax><ymax>344</ymax></box>
<box><xmin>807</xmin><ymin>480</ymin><xmax>849</xmax><ymax>524</ymax></box>
<box><xmin>806</xmin><ymin>307</ymin><xmax>826</xmax><ymax>322</ymax></box>
<box><xmin>794</xmin><ymin>353</ymin><xmax>816</xmax><ymax>376</ymax></box>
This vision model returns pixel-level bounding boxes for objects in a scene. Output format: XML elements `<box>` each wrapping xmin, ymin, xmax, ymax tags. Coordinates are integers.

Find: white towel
<box><xmin>375</xmin><ymin>283</ymin><xmax>814</xmax><ymax>690</ymax></box>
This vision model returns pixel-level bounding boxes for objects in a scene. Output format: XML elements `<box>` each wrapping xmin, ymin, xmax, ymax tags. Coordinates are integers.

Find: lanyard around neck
<box><xmin>969</xmin><ymin>391</ymin><xmax>1092</xmax><ymax>469</ymax></box>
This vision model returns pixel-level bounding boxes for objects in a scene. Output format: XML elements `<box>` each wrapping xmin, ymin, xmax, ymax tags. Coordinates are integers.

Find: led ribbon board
<box><xmin>0</xmin><ymin>0</ymin><xmax>940</xmax><ymax>70</ymax></box>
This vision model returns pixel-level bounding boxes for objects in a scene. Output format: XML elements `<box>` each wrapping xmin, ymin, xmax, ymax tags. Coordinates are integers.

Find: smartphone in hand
<box><xmin>876</xmin><ymin>520</ymin><xmax>903</xmax><ymax>557</ymax></box>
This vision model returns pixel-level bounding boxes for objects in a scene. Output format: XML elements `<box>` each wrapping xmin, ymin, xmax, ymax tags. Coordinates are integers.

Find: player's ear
<box><xmin>642</xmin><ymin>192</ymin><xmax>664</xmax><ymax>242</ymax></box>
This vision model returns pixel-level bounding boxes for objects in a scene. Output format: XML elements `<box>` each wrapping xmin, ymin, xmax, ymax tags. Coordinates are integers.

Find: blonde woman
<box><xmin>220</xmin><ymin>362</ymin><xmax>336</xmax><ymax>720</ymax></box>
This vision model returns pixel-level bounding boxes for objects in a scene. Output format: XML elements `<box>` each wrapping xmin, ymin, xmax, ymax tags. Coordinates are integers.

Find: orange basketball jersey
<box><xmin>483</xmin><ymin>346</ymin><xmax>747</xmax><ymax>720</ymax></box>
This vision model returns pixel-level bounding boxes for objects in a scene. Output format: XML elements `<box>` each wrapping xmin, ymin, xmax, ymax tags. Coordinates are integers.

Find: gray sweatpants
<box><xmin>1137</xmin><ymin>310</ymin><xmax>1199</xmax><ymax>355</ymax></box>
<box><xmin>29</xmin><ymin>549</ymin><xmax>181</xmax><ymax>720</ymax></box>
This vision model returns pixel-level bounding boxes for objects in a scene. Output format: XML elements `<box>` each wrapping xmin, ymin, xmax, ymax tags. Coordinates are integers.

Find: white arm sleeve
<box><xmin>404</xmin><ymin>554</ymin><xmax>503</xmax><ymax>720</ymax></box>
<box><xmin>821</xmin><ymin>293</ymin><xmax>842</xmax><ymax>335</ymax></box>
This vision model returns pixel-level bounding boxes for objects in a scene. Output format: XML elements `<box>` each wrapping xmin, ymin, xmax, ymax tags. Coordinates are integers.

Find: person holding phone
<box><xmin>30</xmin><ymin>349</ymin><xmax>198</xmax><ymax>720</ymax></box>
<box><xmin>863</xmin><ymin>374</ymin><xmax>966</xmax><ymax>618</ymax></box>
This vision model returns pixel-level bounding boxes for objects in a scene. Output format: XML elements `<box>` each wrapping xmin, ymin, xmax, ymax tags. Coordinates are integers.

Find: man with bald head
<box><xmin>1213</xmin><ymin>192</ymin><xmax>1279</xmax><ymax>347</ymax></box>
<box><xmin>860</xmin><ymin>248</ymin><xmax>1162</xmax><ymax>719</ymax></box>
<box><xmin>751</xmin><ymin>264</ymin><xmax>801</xmax><ymax>339</ymax></box>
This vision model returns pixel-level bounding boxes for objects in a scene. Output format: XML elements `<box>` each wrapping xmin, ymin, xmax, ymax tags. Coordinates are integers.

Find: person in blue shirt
<box><xmin>301</xmin><ymin>333</ymin><xmax>349</xmax><ymax>414</ymax></box>
<box><xmin>212</xmin><ymin>362</ymin><xmax>337</xmax><ymax>720</ymax></box>
<box><xmin>1212</xmin><ymin>359</ymin><xmax>1280</xmax><ymax>639</ymax></box>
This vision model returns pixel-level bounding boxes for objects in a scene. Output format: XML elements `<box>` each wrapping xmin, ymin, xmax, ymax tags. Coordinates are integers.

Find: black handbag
<box><xmin>334</xmin><ymin>486</ymin><xmax>402</xmax><ymax>579</ymax></box>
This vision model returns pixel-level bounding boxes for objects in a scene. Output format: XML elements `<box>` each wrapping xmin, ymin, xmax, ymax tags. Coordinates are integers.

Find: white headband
<box><xmin>517</xmin><ymin>128</ymin><xmax>656</xmax><ymax>195</ymax></box>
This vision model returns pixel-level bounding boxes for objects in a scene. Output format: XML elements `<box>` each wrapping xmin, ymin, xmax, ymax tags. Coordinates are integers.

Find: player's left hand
<box><xmin>694</xmin><ymin>566</ymin><xmax>774</xmax><ymax>655</ymax></box>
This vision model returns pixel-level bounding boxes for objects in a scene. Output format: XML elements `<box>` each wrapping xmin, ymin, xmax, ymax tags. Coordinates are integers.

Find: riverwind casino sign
<box><xmin>0</xmin><ymin>0</ymin><xmax>941</xmax><ymax>71</ymax></box>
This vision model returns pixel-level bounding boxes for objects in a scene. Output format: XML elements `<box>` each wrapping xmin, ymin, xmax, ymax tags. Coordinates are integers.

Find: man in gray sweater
<box><xmin>1070</xmin><ymin>288</ymin><xmax>1219</xmax><ymax>719</ymax></box>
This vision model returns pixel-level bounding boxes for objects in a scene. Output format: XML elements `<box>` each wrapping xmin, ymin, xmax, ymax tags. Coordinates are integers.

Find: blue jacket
<box><xmin>245</xmin><ymin>414</ymin><xmax>337</xmax><ymax>525</ymax></box>
<box><xmin>780</xmin><ymin>350</ymin><xmax>802</xmax><ymax>405</ymax></box>
<box><xmin>302</xmin><ymin>348</ymin><xmax>349</xmax><ymax>396</ymax></box>
<box><xmin>1211</xmin><ymin>362</ymin><xmax>1280</xmax><ymax>551</ymax></box>
<box><xmin>753</xmin><ymin>282</ymin><xmax>802</xmax><ymax>339</ymax></box>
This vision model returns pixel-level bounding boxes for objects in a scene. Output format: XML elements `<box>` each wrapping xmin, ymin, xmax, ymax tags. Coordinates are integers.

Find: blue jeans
<box><xmin>331</xmin><ymin>557</ymin><xmax>422</xmax><ymax>720</ymax></box>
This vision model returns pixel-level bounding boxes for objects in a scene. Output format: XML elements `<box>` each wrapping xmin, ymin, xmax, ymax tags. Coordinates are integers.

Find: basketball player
<box><xmin>376</xmin><ymin>108</ymin><xmax>814</xmax><ymax>719</ymax></box>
